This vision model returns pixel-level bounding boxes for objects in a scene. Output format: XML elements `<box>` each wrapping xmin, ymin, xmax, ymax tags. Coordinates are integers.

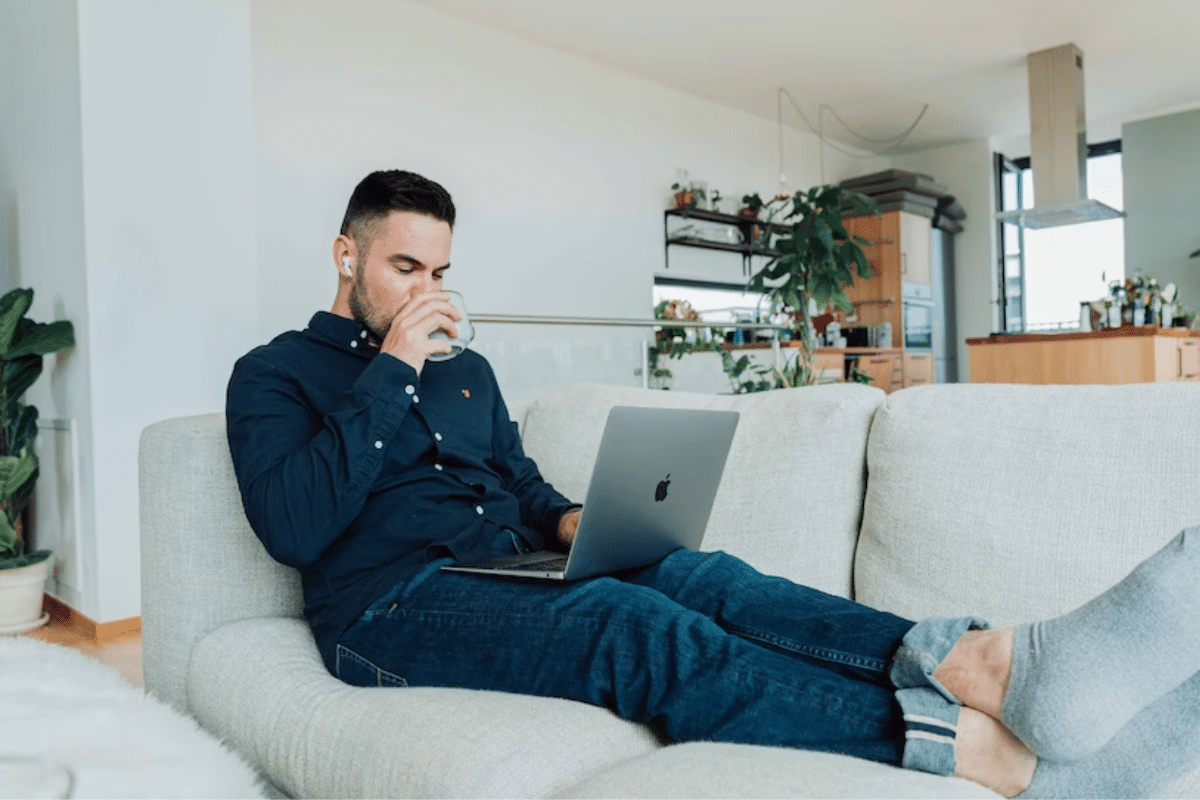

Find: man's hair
<box><xmin>340</xmin><ymin>170</ymin><xmax>456</xmax><ymax>252</ymax></box>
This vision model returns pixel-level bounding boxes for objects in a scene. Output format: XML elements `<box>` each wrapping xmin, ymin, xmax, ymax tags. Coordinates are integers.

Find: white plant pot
<box><xmin>0</xmin><ymin>555</ymin><xmax>51</xmax><ymax>634</ymax></box>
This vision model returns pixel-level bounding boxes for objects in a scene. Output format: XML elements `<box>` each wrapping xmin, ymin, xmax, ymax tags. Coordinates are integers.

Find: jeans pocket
<box><xmin>335</xmin><ymin>644</ymin><xmax>409</xmax><ymax>688</ymax></box>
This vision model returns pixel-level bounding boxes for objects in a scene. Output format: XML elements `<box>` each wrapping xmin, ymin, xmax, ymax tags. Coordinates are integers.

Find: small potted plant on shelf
<box><xmin>0</xmin><ymin>287</ymin><xmax>75</xmax><ymax>634</ymax></box>
<box><xmin>670</xmin><ymin>171</ymin><xmax>708</xmax><ymax>210</ymax></box>
<box><xmin>739</xmin><ymin>193</ymin><xmax>764</xmax><ymax>219</ymax></box>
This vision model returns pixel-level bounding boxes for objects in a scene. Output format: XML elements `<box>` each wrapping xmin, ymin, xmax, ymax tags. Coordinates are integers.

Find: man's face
<box><xmin>348</xmin><ymin>211</ymin><xmax>453</xmax><ymax>342</ymax></box>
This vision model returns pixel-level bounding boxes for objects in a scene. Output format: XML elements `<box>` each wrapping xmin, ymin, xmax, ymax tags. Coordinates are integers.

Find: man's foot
<box><xmin>1001</xmin><ymin>527</ymin><xmax>1200</xmax><ymax>761</ymax></box>
<box><xmin>1014</xmin><ymin>668</ymin><xmax>1200</xmax><ymax>799</ymax></box>
<box><xmin>954</xmin><ymin>708</ymin><xmax>1036</xmax><ymax>798</ymax></box>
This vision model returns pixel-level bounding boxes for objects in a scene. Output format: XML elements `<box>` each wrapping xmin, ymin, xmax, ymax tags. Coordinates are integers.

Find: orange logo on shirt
<box><xmin>461</xmin><ymin>389</ymin><xmax>470</xmax><ymax>399</ymax></box>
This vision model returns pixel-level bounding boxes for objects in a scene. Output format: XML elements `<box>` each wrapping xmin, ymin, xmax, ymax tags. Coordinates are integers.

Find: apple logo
<box><xmin>654</xmin><ymin>474</ymin><xmax>671</xmax><ymax>502</ymax></box>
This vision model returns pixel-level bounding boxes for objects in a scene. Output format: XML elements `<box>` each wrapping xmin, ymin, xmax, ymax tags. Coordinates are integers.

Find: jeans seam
<box><xmin>336</xmin><ymin>643</ymin><xmax>409</xmax><ymax>687</ymax></box>
<box><xmin>722</xmin><ymin>620</ymin><xmax>891</xmax><ymax>673</ymax></box>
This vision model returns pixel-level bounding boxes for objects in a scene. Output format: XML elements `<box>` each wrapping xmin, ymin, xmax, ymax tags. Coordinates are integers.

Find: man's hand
<box><xmin>381</xmin><ymin>292</ymin><xmax>462</xmax><ymax>373</ymax></box>
<box><xmin>557</xmin><ymin>507</ymin><xmax>582</xmax><ymax>547</ymax></box>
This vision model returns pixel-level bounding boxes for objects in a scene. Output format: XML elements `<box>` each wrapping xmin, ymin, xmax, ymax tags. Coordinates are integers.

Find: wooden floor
<box><xmin>17</xmin><ymin>616</ymin><xmax>144</xmax><ymax>688</ymax></box>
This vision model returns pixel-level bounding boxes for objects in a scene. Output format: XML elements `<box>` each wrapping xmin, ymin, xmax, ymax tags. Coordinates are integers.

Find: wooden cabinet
<box><xmin>903</xmin><ymin>352</ymin><xmax>934</xmax><ymax>388</ymax></box>
<box><xmin>856</xmin><ymin>353</ymin><xmax>902</xmax><ymax>393</ymax></box>
<box><xmin>967</xmin><ymin>327</ymin><xmax>1200</xmax><ymax>384</ymax></box>
<box><xmin>842</xmin><ymin>209</ymin><xmax>936</xmax><ymax>387</ymax></box>
<box><xmin>1154</xmin><ymin>336</ymin><xmax>1200</xmax><ymax>382</ymax></box>
<box><xmin>842</xmin><ymin>212</ymin><xmax>900</xmax><ymax>335</ymax></box>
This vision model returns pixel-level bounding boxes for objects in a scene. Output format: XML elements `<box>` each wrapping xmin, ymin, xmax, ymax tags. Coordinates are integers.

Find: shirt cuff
<box><xmin>354</xmin><ymin>352</ymin><xmax>421</xmax><ymax>401</ymax></box>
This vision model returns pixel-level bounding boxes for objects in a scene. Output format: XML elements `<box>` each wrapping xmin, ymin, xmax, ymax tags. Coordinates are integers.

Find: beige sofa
<box><xmin>139</xmin><ymin>381</ymin><xmax>1200</xmax><ymax>798</ymax></box>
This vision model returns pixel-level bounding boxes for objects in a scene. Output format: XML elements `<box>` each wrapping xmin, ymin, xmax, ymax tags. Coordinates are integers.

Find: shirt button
<box><xmin>350</xmin><ymin>340</ymin><xmax>358</xmax><ymax>348</ymax></box>
<box><xmin>412</xmin><ymin>395</ymin><xmax>420</xmax><ymax>404</ymax></box>
<box><xmin>405</xmin><ymin>385</ymin><xmax>415</xmax><ymax>395</ymax></box>
<box><xmin>434</xmin><ymin>432</ymin><xmax>443</xmax><ymax>441</ymax></box>
<box><xmin>374</xmin><ymin>440</ymin><xmax>383</xmax><ymax>449</ymax></box>
<box><xmin>434</xmin><ymin>463</ymin><xmax>444</xmax><ymax>471</ymax></box>
<box><xmin>475</xmin><ymin>505</ymin><xmax>484</xmax><ymax>515</ymax></box>
<box><xmin>360</xmin><ymin>331</ymin><xmax>367</xmax><ymax>339</ymax></box>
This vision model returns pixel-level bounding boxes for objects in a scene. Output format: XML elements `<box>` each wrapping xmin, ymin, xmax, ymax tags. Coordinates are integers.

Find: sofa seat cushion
<box><xmin>518</xmin><ymin>383</ymin><xmax>885</xmax><ymax>598</ymax></box>
<box><xmin>551</xmin><ymin>741</ymin><xmax>999</xmax><ymax>799</ymax></box>
<box><xmin>856</xmin><ymin>383</ymin><xmax>1200</xmax><ymax>626</ymax></box>
<box><xmin>187</xmin><ymin>617</ymin><xmax>661</xmax><ymax>799</ymax></box>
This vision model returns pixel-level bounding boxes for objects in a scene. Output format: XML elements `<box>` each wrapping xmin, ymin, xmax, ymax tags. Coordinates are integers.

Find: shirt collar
<box><xmin>308</xmin><ymin>311</ymin><xmax>376</xmax><ymax>356</ymax></box>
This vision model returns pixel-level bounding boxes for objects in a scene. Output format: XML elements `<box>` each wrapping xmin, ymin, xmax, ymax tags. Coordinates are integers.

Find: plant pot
<box><xmin>0</xmin><ymin>555</ymin><xmax>51</xmax><ymax>634</ymax></box>
<box><xmin>673</xmin><ymin>191</ymin><xmax>694</xmax><ymax>209</ymax></box>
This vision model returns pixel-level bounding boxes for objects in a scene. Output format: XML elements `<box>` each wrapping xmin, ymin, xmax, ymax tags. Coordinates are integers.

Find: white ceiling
<box><xmin>408</xmin><ymin>0</ymin><xmax>1200</xmax><ymax>153</ymax></box>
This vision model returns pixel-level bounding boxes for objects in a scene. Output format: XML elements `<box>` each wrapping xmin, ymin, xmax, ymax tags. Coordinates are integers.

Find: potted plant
<box><xmin>0</xmin><ymin>287</ymin><xmax>75</xmax><ymax>634</ymax></box>
<box><xmin>739</xmin><ymin>193</ymin><xmax>764</xmax><ymax>219</ymax></box>
<box><xmin>746</xmin><ymin>184</ymin><xmax>879</xmax><ymax>374</ymax></box>
<box><xmin>671</xmin><ymin>181</ymin><xmax>708</xmax><ymax>210</ymax></box>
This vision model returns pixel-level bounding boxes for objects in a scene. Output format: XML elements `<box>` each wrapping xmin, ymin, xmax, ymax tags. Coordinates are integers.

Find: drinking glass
<box><xmin>0</xmin><ymin>756</ymin><xmax>73</xmax><ymax>799</ymax></box>
<box><xmin>427</xmin><ymin>290</ymin><xmax>474</xmax><ymax>361</ymax></box>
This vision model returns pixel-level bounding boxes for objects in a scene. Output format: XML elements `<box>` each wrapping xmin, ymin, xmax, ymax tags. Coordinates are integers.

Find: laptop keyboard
<box><xmin>505</xmin><ymin>555</ymin><xmax>568</xmax><ymax>571</ymax></box>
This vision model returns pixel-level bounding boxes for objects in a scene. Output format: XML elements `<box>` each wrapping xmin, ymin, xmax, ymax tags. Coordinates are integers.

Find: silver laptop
<box><xmin>441</xmin><ymin>406</ymin><xmax>739</xmax><ymax>581</ymax></box>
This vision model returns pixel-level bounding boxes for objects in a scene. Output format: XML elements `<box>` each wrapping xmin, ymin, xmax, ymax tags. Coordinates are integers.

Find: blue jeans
<box><xmin>336</xmin><ymin>549</ymin><xmax>970</xmax><ymax>772</ymax></box>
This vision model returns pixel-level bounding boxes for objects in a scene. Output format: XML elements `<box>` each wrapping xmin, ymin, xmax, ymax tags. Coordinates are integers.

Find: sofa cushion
<box><xmin>552</xmin><ymin>741</ymin><xmax>999</xmax><ymax>799</ymax></box>
<box><xmin>188</xmin><ymin>617</ymin><xmax>661</xmax><ymax>799</ymax></box>
<box><xmin>855</xmin><ymin>383</ymin><xmax>1200</xmax><ymax>626</ymax></box>
<box><xmin>519</xmin><ymin>383</ymin><xmax>885</xmax><ymax>598</ymax></box>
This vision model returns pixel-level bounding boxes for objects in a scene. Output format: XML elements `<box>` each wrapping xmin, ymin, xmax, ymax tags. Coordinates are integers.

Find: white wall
<box><xmin>0</xmin><ymin>0</ymin><xmax>262</xmax><ymax>622</ymax></box>
<box><xmin>72</xmin><ymin>0</ymin><xmax>261</xmax><ymax>621</ymax></box>
<box><xmin>250</xmin><ymin>0</ymin><xmax>864</xmax><ymax>401</ymax></box>
<box><xmin>891</xmin><ymin>139</ymin><xmax>998</xmax><ymax>382</ymax></box>
<box><xmin>1123</xmin><ymin>108</ymin><xmax>1200</xmax><ymax>312</ymax></box>
<box><xmin>0</xmin><ymin>0</ymin><xmax>96</xmax><ymax>610</ymax></box>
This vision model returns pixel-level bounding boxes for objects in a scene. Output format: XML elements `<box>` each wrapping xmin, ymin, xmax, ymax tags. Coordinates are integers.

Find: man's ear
<box><xmin>333</xmin><ymin>236</ymin><xmax>356</xmax><ymax>278</ymax></box>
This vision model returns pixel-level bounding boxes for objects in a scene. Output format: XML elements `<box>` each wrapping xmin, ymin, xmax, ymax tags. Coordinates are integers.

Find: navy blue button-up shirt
<box><xmin>226</xmin><ymin>311</ymin><xmax>577</xmax><ymax>670</ymax></box>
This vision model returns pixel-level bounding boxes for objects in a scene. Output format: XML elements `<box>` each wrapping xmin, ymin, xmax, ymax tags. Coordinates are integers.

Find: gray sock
<box><xmin>1002</xmin><ymin>526</ymin><xmax>1200</xmax><ymax>761</ymax></box>
<box><xmin>1017</xmin><ymin>668</ymin><xmax>1200</xmax><ymax>799</ymax></box>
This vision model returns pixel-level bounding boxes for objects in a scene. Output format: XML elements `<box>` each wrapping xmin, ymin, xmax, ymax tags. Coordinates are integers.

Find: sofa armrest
<box><xmin>189</xmin><ymin>618</ymin><xmax>661</xmax><ymax>799</ymax></box>
<box><xmin>140</xmin><ymin>413</ymin><xmax>303</xmax><ymax>714</ymax></box>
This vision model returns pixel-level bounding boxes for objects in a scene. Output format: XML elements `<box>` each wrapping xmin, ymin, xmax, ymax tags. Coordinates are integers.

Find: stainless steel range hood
<box><xmin>996</xmin><ymin>43</ymin><xmax>1124</xmax><ymax>230</ymax></box>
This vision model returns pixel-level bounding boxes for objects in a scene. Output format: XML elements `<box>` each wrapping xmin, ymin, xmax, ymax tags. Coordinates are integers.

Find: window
<box><xmin>652</xmin><ymin>278</ymin><xmax>769</xmax><ymax>327</ymax></box>
<box><xmin>995</xmin><ymin>141</ymin><xmax>1125</xmax><ymax>332</ymax></box>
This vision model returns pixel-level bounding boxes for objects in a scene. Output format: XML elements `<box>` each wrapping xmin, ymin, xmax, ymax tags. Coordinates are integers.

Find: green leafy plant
<box><xmin>747</xmin><ymin>185</ymin><xmax>879</xmax><ymax>371</ymax></box>
<box><xmin>648</xmin><ymin>300</ymin><xmax>726</xmax><ymax>390</ymax></box>
<box><xmin>739</xmin><ymin>193</ymin><xmax>764</xmax><ymax>217</ymax></box>
<box><xmin>0</xmin><ymin>288</ymin><xmax>75</xmax><ymax>569</ymax></box>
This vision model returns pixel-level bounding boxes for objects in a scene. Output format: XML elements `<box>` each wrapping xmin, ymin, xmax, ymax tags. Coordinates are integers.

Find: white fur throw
<box><xmin>0</xmin><ymin>636</ymin><xmax>264</xmax><ymax>799</ymax></box>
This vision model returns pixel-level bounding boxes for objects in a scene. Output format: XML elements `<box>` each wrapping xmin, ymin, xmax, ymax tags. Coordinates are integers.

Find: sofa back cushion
<box><xmin>519</xmin><ymin>383</ymin><xmax>885</xmax><ymax>598</ymax></box>
<box><xmin>855</xmin><ymin>383</ymin><xmax>1200</xmax><ymax>626</ymax></box>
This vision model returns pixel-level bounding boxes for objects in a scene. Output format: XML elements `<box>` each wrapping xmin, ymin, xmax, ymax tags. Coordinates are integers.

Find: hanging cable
<box><xmin>776</xmin><ymin>87</ymin><xmax>930</xmax><ymax>163</ymax></box>
<box><xmin>777</xmin><ymin>87</ymin><xmax>786</xmax><ymax>192</ymax></box>
<box><xmin>821</xmin><ymin>102</ymin><xmax>929</xmax><ymax>145</ymax></box>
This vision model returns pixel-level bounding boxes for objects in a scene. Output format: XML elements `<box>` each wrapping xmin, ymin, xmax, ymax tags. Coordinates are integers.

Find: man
<box><xmin>227</xmin><ymin>169</ymin><xmax>1200</xmax><ymax>798</ymax></box>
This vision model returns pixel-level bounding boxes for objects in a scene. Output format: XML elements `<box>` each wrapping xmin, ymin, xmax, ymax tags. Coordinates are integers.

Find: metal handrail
<box><xmin>473</xmin><ymin>313</ymin><xmax>792</xmax><ymax>331</ymax></box>
<box><xmin>471</xmin><ymin>313</ymin><xmax>795</xmax><ymax>389</ymax></box>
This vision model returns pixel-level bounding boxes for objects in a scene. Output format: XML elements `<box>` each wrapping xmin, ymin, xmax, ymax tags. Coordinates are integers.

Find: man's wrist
<box><xmin>555</xmin><ymin>504</ymin><xmax>583</xmax><ymax>546</ymax></box>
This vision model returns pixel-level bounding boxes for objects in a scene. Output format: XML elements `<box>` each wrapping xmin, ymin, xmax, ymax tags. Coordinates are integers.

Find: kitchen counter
<box><xmin>725</xmin><ymin>341</ymin><xmax>924</xmax><ymax>392</ymax></box>
<box><xmin>967</xmin><ymin>326</ymin><xmax>1200</xmax><ymax>345</ymax></box>
<box><xmin>968</xmin><ymin>326</ymin><xmax>1200</xmax><ymax>384</ymax></box>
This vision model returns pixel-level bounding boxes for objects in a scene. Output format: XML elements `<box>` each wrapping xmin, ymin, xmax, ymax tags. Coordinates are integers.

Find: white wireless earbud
<box><xmin>341</xmin><ymin>256</ymin><xmax>352</xmax><ymax>277</ymax></box>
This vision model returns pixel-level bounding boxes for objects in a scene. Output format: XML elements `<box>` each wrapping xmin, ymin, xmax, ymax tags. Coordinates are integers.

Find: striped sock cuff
<box><xmin>896</xmin><ymin>688</ymin><xmax>960</xmax><ymax>776</ymax></box>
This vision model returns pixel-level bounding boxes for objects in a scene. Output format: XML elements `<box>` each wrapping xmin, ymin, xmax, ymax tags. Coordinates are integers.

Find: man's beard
<box><xmin>348</xmin><ymin>272</ymin><xmax>390</xmax><ymax>344</ymax></box>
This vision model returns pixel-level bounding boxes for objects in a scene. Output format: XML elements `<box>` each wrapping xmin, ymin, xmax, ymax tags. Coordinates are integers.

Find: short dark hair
<box><xmin>340</xmin><ymin>170</ymin><xmax>456</xmax><ymax>250</ymax></box>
